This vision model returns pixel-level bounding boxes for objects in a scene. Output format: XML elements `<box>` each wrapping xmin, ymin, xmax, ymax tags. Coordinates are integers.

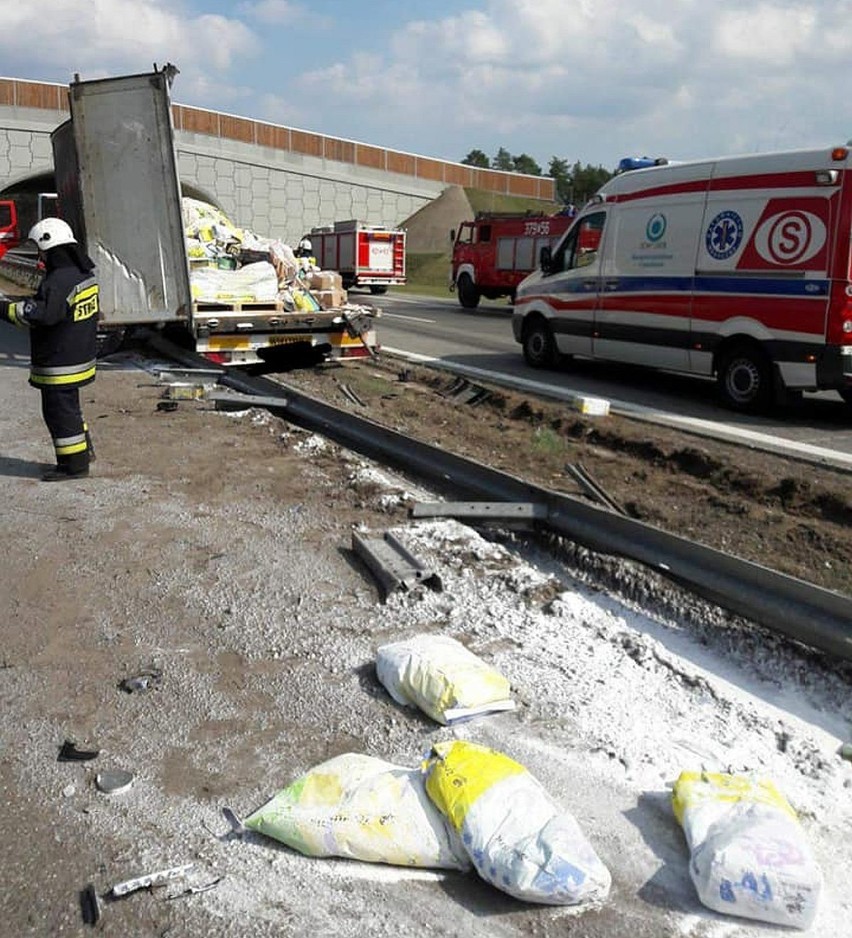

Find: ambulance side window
<box><xmin>551</xmin><ymin>212</ymin><xmax>606</xmax><ymax>273</ymax></box>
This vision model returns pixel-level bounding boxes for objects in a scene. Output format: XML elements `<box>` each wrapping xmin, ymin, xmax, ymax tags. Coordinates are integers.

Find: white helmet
<box><xmin>298</xmin><ymin>238</ymin><xmax>312</xmax><ymax>252</ymax></box>
<box><xmin>29</xmin><ymin>217</ymin><xmax>77</xmax><ymax>250</ymax></box>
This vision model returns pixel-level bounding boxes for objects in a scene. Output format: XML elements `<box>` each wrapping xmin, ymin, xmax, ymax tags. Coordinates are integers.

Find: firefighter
<box><xmin>0</xmin><ymin>218</ymin><xmax>99</xmax><ymax>481</ymax></box>
<box><xmin>294</xmin><ymin>237</ymin><xmax>317</xmax><ymax>270</ymax></box>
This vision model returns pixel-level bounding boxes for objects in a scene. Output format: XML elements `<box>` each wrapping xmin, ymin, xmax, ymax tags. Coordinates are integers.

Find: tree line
<box><xmin>461</xmin><ymin>148</ymin><xmax>613</xmax><ymax>208</ymax></box>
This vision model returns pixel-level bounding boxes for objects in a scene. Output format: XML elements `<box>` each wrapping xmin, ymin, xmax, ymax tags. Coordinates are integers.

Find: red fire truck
<box><xmin>0</xmin><ymin>199</ymin><xmax>21</xmax><ymax>260</ymax></box>
<box><xmin>307</xmin><ymin>220</ymin><xmax>406</xmax><ymax>294</ymax></box>
<box><xmin>449</xmin><ymin>212</ymin><xmax>574</xmax><ymax>309</ymax></box>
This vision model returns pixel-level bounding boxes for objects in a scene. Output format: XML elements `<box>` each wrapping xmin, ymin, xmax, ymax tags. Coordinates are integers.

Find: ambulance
<box><xmin>512</xmin><ymin>147</ymin><xmax>852</xmax><ymax>411</ymax></box>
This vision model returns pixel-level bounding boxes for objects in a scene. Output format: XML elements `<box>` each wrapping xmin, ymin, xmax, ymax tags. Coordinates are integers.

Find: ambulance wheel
<box><xmin>457</xmin><ymin>274</ymin><xmax>480</xmax><ymax>309</ymax></box>
<box><xmin>523</xmin><ymin>318</ymin><xmax>560</xmax><ymax>368</ymax></box>
<box><xmin>369</xmin><ymin>285</ymin><xmax>388</xmax><ymax>295</ymax></box>
<box><xmin>716</xmin><ymin>344</ymin><xmax>772</xmax><ymax>412</ymax></box>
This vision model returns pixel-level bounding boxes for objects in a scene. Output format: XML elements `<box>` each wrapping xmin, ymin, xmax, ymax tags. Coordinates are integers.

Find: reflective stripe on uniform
<box><xmin>54</xmin><ymin>432</ymin><xmax>88</xmax><ymax>456</ymax></box>
<box><xmin>7</xmin><ymin>302</ymin><xmax>25</xmax><ymax>327</ymax></box>
<box><xmin>67</xmin><ymin>278</ymin><xmax>99</xmax><ymax>322</ymax></box>
<box><xmin>30</xmin><ymin>359</ymin><xmax>97</xmax><ymax>387</ymax></box>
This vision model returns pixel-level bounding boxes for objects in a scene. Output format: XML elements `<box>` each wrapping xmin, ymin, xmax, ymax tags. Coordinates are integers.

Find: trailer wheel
<box><xmin>716</xmin><ymin>344</ymin><xmax>773</xmax><ymax>412</ymax></box>
<box><xmin>457</xmin><ymin>273</ymin><xmax>480</xmax><ymax>309</ymax></box>
<box><xmin>369</xmin><ymin>285</ymin><xmax>388</xmax><ymax>295</ymax></box>
<box><xmin>523</xmin><ymin>318</ymin><xmax>560</xmax><ymax>368</ymax></box>
<box><xmin>96</xmin><ymin>328</ymin><xmax>126</xmax><ymax>359</ymax></box>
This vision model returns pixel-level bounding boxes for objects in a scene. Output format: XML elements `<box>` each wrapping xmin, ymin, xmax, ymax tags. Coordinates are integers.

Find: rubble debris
<box><xmin>118</xmin><ymin>669</ymin><xmax>162</xmax><ymax>693</ymax></box>
<box><xmin>164</xmin><ymin>382</ymin><xmax>208</xmax><ymax>401</ymax></box>
<box><xmin>79</xmin><ymin>883</ymin><xmax>101</xmax><ymax>926</ymax></box>
<box><xmin>411</xmin><ymin>500</ymin><xmax>546</xmax><ymax>525</ymax></box>
<box><xmin>338</xmin><ymin>383</ymin><xmax>366</xmax><ymax>407</ymax></box>
<box><xmin>442</xmin><ymin>377</ymin><xmax>490</xmax><ymax>407</ymax></box>
<box><xmin>221</xmin><ymin>807</ymin><xmax>247</xmax><ymax>838</ymax></box>
<box><xmin>95</xmin><ymin>769</ymin><xmax>134</xmax><ymax>794</ymax></box>
<box><xmin>352</xmin><ymin>531</ymin><xmax>442</xmax><ymax>601</ymax></box>
<box><xmin>376</xmin><ymin>634</ymin><xmax>514</xmax><ymax>725</ymax></box>
<box><xmin>58</xmin><ymin>740</ymin><xmax>99</xmax><ymax>762</ymax></box>
<box><xmin>110</xmin><ymin>863</ymin><xmax>195</xmax><ymax>899</ymax></box>
<box><xmin>569</xmin><ymin>395</ymin><xmax>611</xmax><ymax>416</ymax></box>
<box><xmin>165</xmin><ymin>875</ymin><xmax>223</xmax><ymax>900</ymax></box>
<box><xmin>565</xmin><ymin>463</ymin><xmax>627</xmax><ymax>515</ymax></box>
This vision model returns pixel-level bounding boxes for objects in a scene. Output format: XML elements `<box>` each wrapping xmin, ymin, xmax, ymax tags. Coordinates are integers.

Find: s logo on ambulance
<box><xmin>753</xmin><ymin>211</ymin><xmax>826</xmax><ymax>266</ymax></box>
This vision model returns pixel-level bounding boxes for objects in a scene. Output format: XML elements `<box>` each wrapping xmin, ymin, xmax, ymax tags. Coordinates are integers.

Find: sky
<box><xmin>1</xmin><ymin>0</ymin><xmax>850</xmax><ymax>175</ymax></box>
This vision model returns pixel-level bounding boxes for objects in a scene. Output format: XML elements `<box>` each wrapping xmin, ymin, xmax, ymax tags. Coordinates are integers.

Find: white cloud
<box><xmin>0</xmin><ymin>0</ymin><xmax>256</xmax><ymax>83</ymax></box>
<box><xmin>714</xmin><ymin>4</ymin><xmax>816</xmax><ymax>63</ymax></box>
<box><xmin>292</xmin><ymin>0</ymin><xmax>852</xmax><ymax>167</ymax></box>
<box><xmin>238</xmin><ymin>0</ymin><xmax>301</xmax><ymax>25</ymax></box>
<box><xmin>4</xmin><ymin>0</ymin><xmax>851</xmax><ymax>171</ymax></box>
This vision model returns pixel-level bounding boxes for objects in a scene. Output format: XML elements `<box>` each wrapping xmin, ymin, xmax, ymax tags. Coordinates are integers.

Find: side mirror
<box><xmin>449</xmin><ymin>228</ymin><xmax>456</xmax><ymax>243</ymax></box>
<box><xmin>539</xmin><ymin>245</ymin><xmax>552</xmax><ymax>274</ymax></box>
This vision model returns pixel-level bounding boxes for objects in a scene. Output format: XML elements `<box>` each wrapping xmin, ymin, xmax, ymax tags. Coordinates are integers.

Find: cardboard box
<box><xmin>309</xmin><ymin>271</ymin><xmax>343</xmax><ymax>291</ymax></box>
<box><xmin>313</xmin><ymin>287</ymin><xmax>348</xmax><ymax>310</ymax></box>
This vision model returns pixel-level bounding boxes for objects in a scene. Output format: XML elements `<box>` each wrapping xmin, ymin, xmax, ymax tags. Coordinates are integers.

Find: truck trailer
<box><xmin>49</xmin><ymin>64</ymin><xmax>377</xmax><ymax>365</ymax></box>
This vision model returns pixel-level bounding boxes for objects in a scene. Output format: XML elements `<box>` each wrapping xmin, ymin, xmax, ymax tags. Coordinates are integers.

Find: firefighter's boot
<box><xmin>42</xmin><ymin>452</ymin><xmax>90</xmax><ymax>482</ymax></box>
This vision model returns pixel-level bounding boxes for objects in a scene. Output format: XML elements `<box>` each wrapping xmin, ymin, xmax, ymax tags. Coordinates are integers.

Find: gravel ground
<box><xmin>0</xmin><ymin>332</ymin><xmax>850</xmax><ymax>938</ymax></box>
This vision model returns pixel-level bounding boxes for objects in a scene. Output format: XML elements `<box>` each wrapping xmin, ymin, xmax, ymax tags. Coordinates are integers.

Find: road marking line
<box><xmin>381</xmin><ymin>313</ymin><xmax>436</xmax><ymax>323</ymax></box>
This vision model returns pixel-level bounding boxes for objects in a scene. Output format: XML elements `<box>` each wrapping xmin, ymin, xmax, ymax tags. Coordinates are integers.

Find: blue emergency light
<box><xmin>617</xmin><ymin>156</ymin><xmax>668</xmax><ymax>173</ymax></box>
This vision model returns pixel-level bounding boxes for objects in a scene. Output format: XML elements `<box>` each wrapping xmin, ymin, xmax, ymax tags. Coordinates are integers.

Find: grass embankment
<box><xmin>395</xmin><ymin>252</ymin><xmax>451</xmax><ymax>298</ymax></box>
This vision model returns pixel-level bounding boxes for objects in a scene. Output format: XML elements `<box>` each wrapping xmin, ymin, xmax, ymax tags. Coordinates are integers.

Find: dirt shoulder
<box><xmin>1</xmin><ymin>345</ymin><xmax>850</xmax><ymax>938</ymax></box>
<box><xmin>273</xmin><ymin>355</ymin><xmax>852</xmax><ymax>597</ymax></box>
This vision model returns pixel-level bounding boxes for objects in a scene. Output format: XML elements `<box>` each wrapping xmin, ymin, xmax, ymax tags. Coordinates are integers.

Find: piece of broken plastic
<box><xmin>96</xmin><ymin>769</ymin><xmax>134</xmax><ymax>794</ymax></box>
<box><xmin>110</xmin><ymin>863</ymin><xmax>194</xmax><ymax>898</ymax></box>
<box><xmin>58</xmin><ymin>739</ymin><xmax>100</xmax><ymax>762</ymax></box>
<box><xmin>119</xmin><ymin>670</ymin><xmax>162</xmax><ymax>693</ymax></box>
<box><xmin>79</xmin><ymin>883</ymin><xmax>101</xmax><ymax>925</ymax></box>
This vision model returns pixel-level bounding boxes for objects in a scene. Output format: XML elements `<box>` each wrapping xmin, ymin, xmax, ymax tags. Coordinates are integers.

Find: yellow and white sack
<box><xmin>244</xmin><ymin>753</ymin><xmax>469</xmax><ymax>870</ymax></box>
<box><xmin>190</xmin><ymin>261</ymin><xmax>280</xmax><ymax>302</ymax></box>
<box><xmin>182</xmin><ymin>197</ymin><xmax>243</xmax><ymax>243</ymax></box>
<box><xmin>424</xmin><ymin>740</ymin><xmax>611</xmax><ymax>905</ymax></box>
<box><xmin>376</xmin><ymin>634</ymin><xmax>514</xmax><ymax>725</ymax></box>
<box><xmin>672</xmin><ymin>771</ymin><xmax>822</xmax><ymax>929</ymax></box>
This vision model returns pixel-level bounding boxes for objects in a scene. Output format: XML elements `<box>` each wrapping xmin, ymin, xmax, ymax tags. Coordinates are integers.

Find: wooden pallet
<box><xmin>192</xmin><ymin>298</ymin><xmax>285</xmax><ymax>313</ymax></box>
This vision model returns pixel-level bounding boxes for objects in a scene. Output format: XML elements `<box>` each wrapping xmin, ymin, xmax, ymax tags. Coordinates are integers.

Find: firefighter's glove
<box><xmin>4</xmin><ymin>300</ymin><xmax>32</xmax><ymax>328</ymax></box>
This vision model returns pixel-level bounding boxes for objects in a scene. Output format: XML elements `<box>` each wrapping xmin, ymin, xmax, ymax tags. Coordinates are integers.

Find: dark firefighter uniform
<box><xmin>1</xmin><ymin>254</ymin><xmax>99</xmax><ymax>480</ymax></box>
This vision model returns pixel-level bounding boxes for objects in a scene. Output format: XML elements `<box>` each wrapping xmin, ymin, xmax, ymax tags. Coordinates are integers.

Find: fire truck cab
<box><xmin>0</xmin><ymin>199</ymin><xmax>20</xmax><ymax>260</ymax></box>
<box><xmin>450</xmin><ymin>212</ymin><xmax>573</xmax><ymax>309</ymax></box>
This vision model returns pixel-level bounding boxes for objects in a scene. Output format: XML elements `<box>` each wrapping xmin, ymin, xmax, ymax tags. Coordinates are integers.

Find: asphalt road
<box><xmin>351</xmin><ymin>289</ymin><xmax>852</xmax><ymax>466</ymax></box>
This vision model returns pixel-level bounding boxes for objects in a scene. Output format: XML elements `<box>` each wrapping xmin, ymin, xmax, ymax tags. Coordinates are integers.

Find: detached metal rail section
<box><xmin>151</xmin><ymin>336</ymin><xmax>852</xmax><ymax>662</ymax></box>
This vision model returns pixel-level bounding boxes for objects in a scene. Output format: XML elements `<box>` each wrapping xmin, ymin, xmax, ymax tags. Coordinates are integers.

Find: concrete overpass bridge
<box><xmin>0</xmin><ymin>76</ymin><xmax>554</xmax><ymax>246</ymax></box>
